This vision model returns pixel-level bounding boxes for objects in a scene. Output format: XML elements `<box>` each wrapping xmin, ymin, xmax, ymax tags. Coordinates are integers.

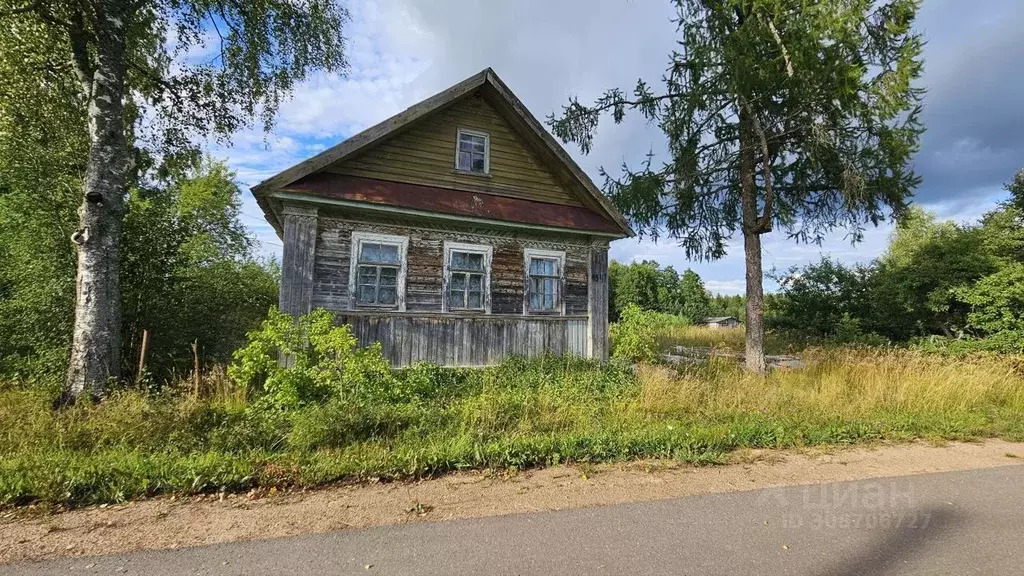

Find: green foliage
<box><xmin>768</xmin><ymin>187</ymin><xmax>1024</xmax><ymax>350</ymax></box>
<box><xmin>678</xmin><ymin>269</ymin><xmax>711</xmax><ymax>323</ymax></box>
<box><xmin>610</xmin><ymin>305</ymin><xmax>694</xmax><ymax>362</ymax></box>
<box><xmin>229</xmin><ymin>309</ymin><xmax>394</xmax><ymax>409</ymax></box>
<box><xmin>610</xmin><ymin>304</ymin><xmax>661</xmax><ymax>362</ymax></box>
<box><xmin>709</xmin><ymin>293</ymin><xmax>745</xmax><ymax>321</ymax></box>
<box><xmin>120</xmin><ymin>159</ymin><xmax>278</xmax><ymax>378</ymax></box>
<box><xmin>0</xmin><ymin>158</ymin><xmax>277</xmax><ymax>382</ymax></box>
<box><xmin>768</xmin><ymin>257</ymin><xmax>878</xmax><ymax>340</ymax></box>
<box><xmin>957</xmin><ymin>264</ymin><xmax>1024</xmax><ymax>336</ymax></box>
<box><xmin>608</xmin><ymin>260</ymin><xmax>713</xmax><ymax>322</ymax></box>
<box><xmin>549</xmin><ymin>0</ymin><xmax>924</xmax><ymax>258</ymax></box>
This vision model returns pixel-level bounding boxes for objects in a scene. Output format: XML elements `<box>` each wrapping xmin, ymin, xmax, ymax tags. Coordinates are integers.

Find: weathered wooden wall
<box><xmin>588</xmin><ymin>246</ymin><xmax>610</xmax><ymax>361</ymax></box>
<box><xmin>338</xmin><ymin>313</ymin><xmax>587</xmax><ymax>367</ymax></box>
<box><xmin>279</xmin><ymin>203</ymin><xmax>318</xmax><ymax>316</ymax></box>
<box><xmin>308</xmin><ymin>211</ymin><xmax>605</xmax><ymax>366</ymax></box>
<box><xmin>325</xmin><ymin>93</ymin><xmax>582</xmax><ymax>207</ymax></box>
<box><xmin>313</xmin><ymin>214</ymin><xmax>592</xmax><ymax>315</ymax></box>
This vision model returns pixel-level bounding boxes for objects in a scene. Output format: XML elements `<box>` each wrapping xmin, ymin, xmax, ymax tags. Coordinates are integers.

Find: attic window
<box><xmin>456</xmin><ymin>128</ymin><xmax>489</xmax><ymax>174</ymax></box>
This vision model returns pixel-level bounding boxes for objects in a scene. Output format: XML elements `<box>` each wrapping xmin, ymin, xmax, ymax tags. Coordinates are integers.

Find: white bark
<box><xmin>63</xmin><ymin>0</ymin><xmax>130</xmax><ymax>401</ymax></box>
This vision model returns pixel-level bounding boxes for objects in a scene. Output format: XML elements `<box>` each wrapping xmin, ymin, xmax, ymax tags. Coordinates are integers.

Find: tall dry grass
<box><xmin>655</xmin><ymin>325</ymin><xmax>802</xmax><ymax>354</ymax></box>
<box><xmin>632</xmin><ymin>348</ymin><xmax>1024</xmax><ymax>419</ymax></box>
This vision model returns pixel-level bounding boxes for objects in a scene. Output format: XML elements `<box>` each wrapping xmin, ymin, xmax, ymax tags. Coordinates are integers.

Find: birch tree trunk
<box><xmin>739</xmin><ymin>117</ymin><xmax>767</xmax><ymax>374</ymax></box>
<box><xmin>63</xmin><ymin>1</ymin><xmax>130</xmax><ymax>401</ymax></box>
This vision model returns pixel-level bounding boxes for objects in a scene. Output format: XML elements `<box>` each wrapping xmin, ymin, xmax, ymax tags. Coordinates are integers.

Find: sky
<box><xmin>214</xmin><ymin>0</ymin><xmax>1024</xmax><ymax>295</ymax></box>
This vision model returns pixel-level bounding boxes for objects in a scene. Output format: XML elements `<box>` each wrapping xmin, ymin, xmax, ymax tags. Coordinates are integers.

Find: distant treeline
<box><xmin>608</xmin><ymin>260</ymin><xmax>744</xmax><ymax>323</ymax></box>
<box><xmin>765</xmin><ymin>171</ymin><xmax>1024</xmax><ymax>351</ymax></box>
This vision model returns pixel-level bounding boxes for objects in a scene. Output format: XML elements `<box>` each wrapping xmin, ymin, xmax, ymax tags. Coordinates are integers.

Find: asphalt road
<box><xmin>5</xmin><ymin>466</ymin><xmax>1023</xmax><ymax>576</ymax></box>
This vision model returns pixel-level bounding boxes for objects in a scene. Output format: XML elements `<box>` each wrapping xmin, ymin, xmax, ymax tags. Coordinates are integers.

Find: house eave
<box><xmin>268</xmin><ymin>191</ymin><xmax>629</xmax><ymax>239</ymax></box>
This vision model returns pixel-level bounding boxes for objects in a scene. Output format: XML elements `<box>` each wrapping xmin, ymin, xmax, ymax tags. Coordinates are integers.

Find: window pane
<box><xmin>529</xmin><ymin>290</ymin><xmax>540</xmax><ymax>309</ymax></box>
<box><xmin>357</xmin><ymin>285</ymin><xmax>376</xmax><ymax>304</ymax></box>
<box><xmin>544</xmin><ymin>293</ymin><xmax>554</xmax><ymax>309</ymax></box>
<box><xmin>360</xmin><ymin>243</ymin><xmax>379</xmax><ymax>263</ymax></box>
<box><xmin>530</xmin><ymin>257</ymin><xmax>556</xmax><ymax>276</ymax></box>
<box><xmin>378</xmin><ymin>244</ymin><xmax>399</xmax><ymax>263</ymax></box>
<box><xmin>472</xmin><ymin>139</ymin><xmax>485</xmax><ymax>153</ymax></box>
<box><xmin>468</xmin><ymin>274</ymin><xmax>483</xmax><ymax>291</ymax></box>
<box><xmin>458</xmin><ymin>151</ymin><xmax>472</xmax><ymax>171</ymax></box>
<box><xmin>467</xmin><ymin>291</ymin><xmax>482</xmax><ymax>309</ymax></box>
<box><xmin>378</xmin><ymin>287</ymin><xmax>396</xmax><ymax>305</ymax></box>
<box><xmin>379</xmin><ymin>267</ymin><xmax>397</xmax><ymax>286</ymax></box>
<box><xmin>459</xmin><ymin>138</ymin><xmax>474</xmax><ymax>152</ymax></box>
<box><xmin>451</xmin><ymin>273</ymin><xmax>466</xmax><ymax>291</ymax></box>
<box><xmin>452</xmin><ymin>252</ymin><xmax>483</xmax><ymax>271</ymax></box>
<box><xmin>357</xmin><ymin>265</ymin><xmax>377</xmax><ymax>285</ymax></box>
<box><xmin>471</xmin><ymin>155</ymin><xmax>485</xmax><ymax>172</ymax></box>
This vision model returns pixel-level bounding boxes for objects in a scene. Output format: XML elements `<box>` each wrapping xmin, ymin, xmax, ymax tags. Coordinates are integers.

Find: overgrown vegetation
<box><xmin>767</xmin><ymin>174</ymin><xmax>1024</xmax><ymax>353</ymax></box>
<box><xmin>0</xmin><ymin>159</ymin><xmax>278</xmax><ymax>385</ymax></box>
<box><xmin>4</xmin><ymin>323</ymin><xmax>1022</xmax><ymax>508</ymax></box>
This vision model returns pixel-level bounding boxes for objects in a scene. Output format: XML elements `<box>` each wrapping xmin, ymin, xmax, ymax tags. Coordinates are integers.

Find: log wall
<box><xmin>302</xmin><ymin>210</ymin><xmax>607</xmax><ymax>366</ymax></box>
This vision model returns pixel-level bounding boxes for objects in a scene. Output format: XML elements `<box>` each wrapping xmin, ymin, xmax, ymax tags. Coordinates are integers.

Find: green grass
<box><xmin>3</xmin><ymin>348</ymin><xmax>1024</xmax><ymax>509</ymax></box>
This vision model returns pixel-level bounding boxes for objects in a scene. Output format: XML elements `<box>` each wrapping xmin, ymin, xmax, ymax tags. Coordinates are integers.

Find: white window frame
<box><xmin>443</xmin><ymin>241</ymin><xmax>492</xmax><ymax>313</ymax></box>
<box><xmin>349</xmin><ymin>231</ymin><xmax>409</xmax><ymax>311</ymax></box>
<box><xmin>523</xmin><ymin>248</ymin><xmax>565</xmax><ymax>315</ymax></box>
<box><xmin>454</xmin><ymin>128</ymin><xmax>490</xmax><ymax>175</ymax></box>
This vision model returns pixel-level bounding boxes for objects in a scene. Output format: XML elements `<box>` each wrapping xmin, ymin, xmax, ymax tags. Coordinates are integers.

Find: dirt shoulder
<box><xmin>3</xmin><ymin>439</ymin><xmax>1023</xmax><ymax>564</ymax></box>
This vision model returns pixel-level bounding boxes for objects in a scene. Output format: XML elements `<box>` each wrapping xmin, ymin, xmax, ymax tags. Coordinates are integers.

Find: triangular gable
<box><xmin>253</xmin><ymin>68</ymin><xmax>634</xmax><ymax>238</ymax></box>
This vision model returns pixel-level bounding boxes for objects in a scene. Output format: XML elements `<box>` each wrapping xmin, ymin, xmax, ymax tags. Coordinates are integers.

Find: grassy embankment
<box><xmin>2</xmin><ymin>326</ymin><xmax>1022</xmax><ymax>508</ymax></box>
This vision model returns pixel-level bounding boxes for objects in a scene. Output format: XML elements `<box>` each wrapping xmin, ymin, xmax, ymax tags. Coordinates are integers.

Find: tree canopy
<box><xmin>0</xmin><ymin>0</ymin><xmax>349</xmax><ymax>398</ymax></box>
<box><xmin>549</xmin><ymin>0</ymin><xmax>924</xmax><ymax>371</ymax></box>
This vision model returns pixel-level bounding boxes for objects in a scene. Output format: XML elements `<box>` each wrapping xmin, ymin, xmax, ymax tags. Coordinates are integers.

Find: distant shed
<box><xmin>703</xmin><ymin>316</ymin><xmax>741</xmax><ymax>329</ymax></box>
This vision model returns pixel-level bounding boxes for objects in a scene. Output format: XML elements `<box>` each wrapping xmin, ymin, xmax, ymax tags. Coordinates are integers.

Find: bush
<box><xmin>228</xmin><ymin>308</ymin><xmax>395</xmax><ymax>409</ymax></box>
<box><xmin>610</xmin><ymin>304</ymin><xmax>660</xmax><ymax>362</ymax></box>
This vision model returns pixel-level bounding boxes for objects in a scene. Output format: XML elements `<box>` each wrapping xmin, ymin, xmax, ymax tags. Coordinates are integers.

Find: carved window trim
<box><xmin>443</xmin><ymin>241</ymin><xmax>492</xmax><ymax>313</ymax></box>
<box><xmin>349</xmin><ymin>231</ymin><xmax>409</xmax><ymax>311</ymax></box>
<box><xmin>523</xmin><ymin>248</ymin><xmax>565</xmax><ymax>315</ymax></box>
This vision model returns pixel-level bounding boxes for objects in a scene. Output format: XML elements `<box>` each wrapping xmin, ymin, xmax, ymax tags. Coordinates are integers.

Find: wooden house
<box><xmin>252</xmin><ymin>69</ymin><xmax>634</xmax><ymax>367</ymax></box>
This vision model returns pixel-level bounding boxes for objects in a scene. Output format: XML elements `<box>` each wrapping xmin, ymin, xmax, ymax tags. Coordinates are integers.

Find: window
<box><xmin>349</xmin><ymin>232</ymin><xmax>408</xmax><ymax>310</ymax></box>
<box><xmin>444</xmin><ymin>242</ymin><xmax>492</xmax><ymax>312</ymax></box>
<box><xmin>455</xmin><ymin>128</ymin><xmax>489</xmax><ymax>174</ymax></box>
<box><xmin>524</xmin><ymin>249</ymin><xmax>564</xmax><ymax>314</ymax></box>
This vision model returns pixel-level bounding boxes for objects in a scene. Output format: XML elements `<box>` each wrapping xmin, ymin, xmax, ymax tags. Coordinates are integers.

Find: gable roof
<box><xmin>252</xmin><ymin>68</ymin><xmax>634</xmax><ymax>238</ymax></box>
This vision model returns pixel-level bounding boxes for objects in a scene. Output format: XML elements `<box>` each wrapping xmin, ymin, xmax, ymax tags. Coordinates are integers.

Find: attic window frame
<box><xmin>454</xmin><ymin>128</ymin><xmax>490</xmax><ymax>175</ymax></box>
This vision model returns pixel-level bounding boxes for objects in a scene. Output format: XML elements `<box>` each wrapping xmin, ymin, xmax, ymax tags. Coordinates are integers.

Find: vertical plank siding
<box><xmin>339</xmin><ymin>314</ymin><xmax>588</xmax><ymax>367</ymax></box>
<box><xmin>279</xmin><ymin>204</ymin><xmax>319</xmax><ymax>316</ymax></box>
<box><xmin>588</xmin><ymin>246</ymin><xmax>610</xmax><ymax>361</ymax></box>
<box><xmin>309</xmin><ymin>212</ymin><xmax>605</xmax><ymax>366</ymax></box>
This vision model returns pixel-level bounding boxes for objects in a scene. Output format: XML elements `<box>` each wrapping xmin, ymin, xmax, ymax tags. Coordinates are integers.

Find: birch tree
<box><xmin>549</xmin><ymin>0</ymin><xmax>924</xmax><ymax>372</ymax></box>
<box><xmin>0</xmin><ymin>0</ymin><xmax>348</xmax><ymax>400</ymax></box>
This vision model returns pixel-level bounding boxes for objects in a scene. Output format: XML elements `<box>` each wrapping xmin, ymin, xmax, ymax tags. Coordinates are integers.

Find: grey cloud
<box><xmin>913</xmin><ymin>0</ymin><xmax>1024</xmax><ymax>203</ymax></box>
